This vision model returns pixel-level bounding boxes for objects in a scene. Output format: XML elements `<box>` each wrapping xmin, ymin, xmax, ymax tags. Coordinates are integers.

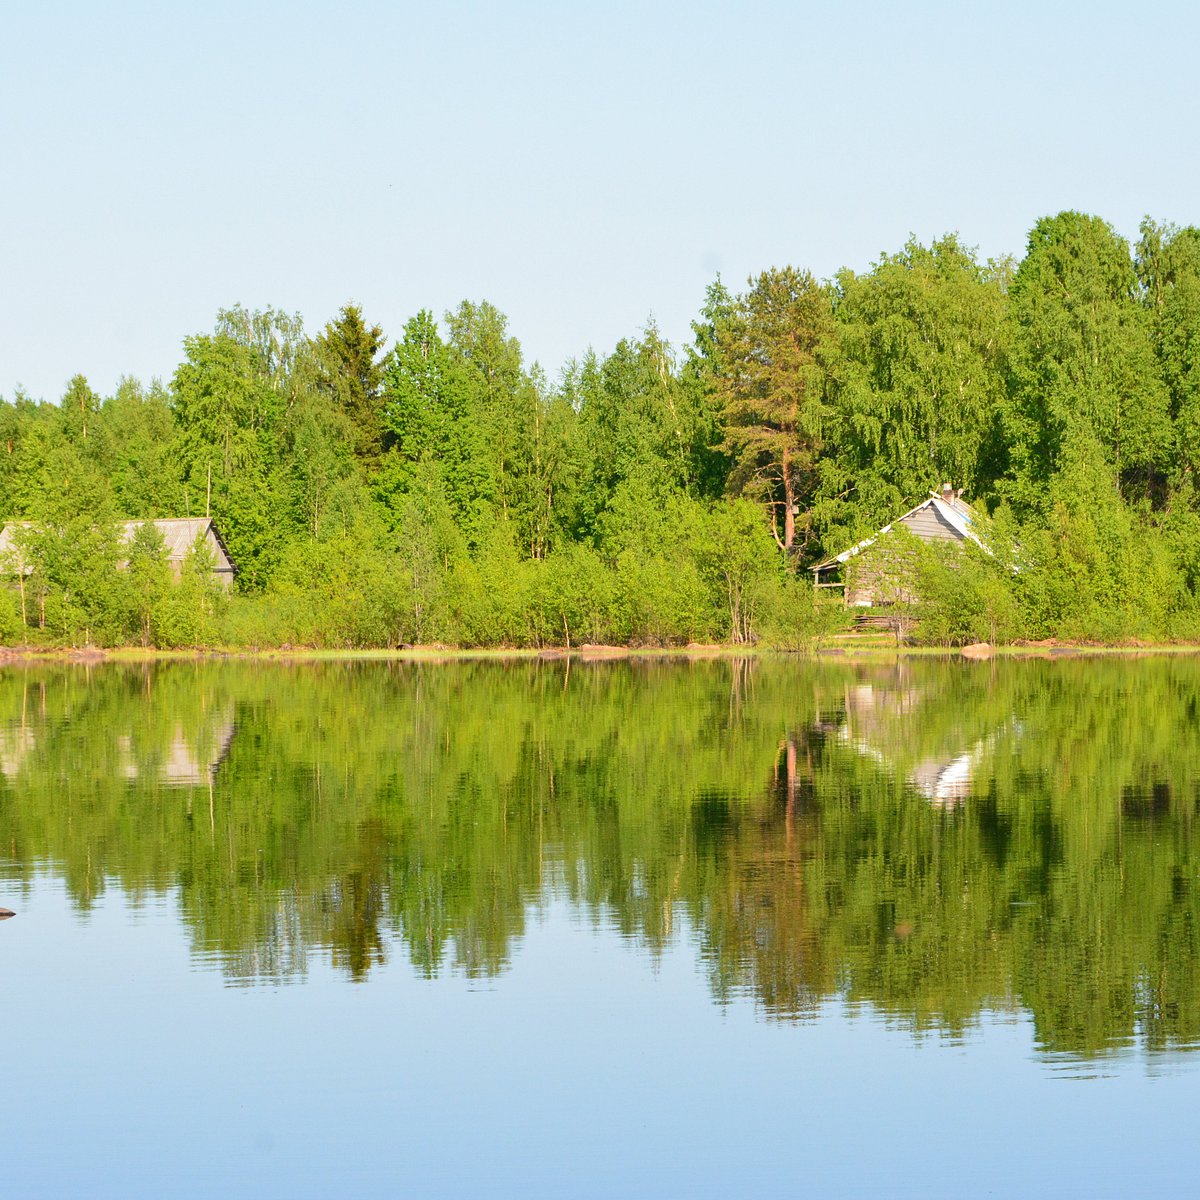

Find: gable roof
<box><xmin>0</xmin><ymin>518</ymin><xmax>236</xmax><ymax>575</ymax></box>
<box><xmin>812</xmin><ymin>490</ymin><xmax>989</xmax><ymax>572</ymax></box>
<box><xmin>125</xmin><ymin>518</ymin><xmax>233</xmax><ymax>565</ymax></box>
<box><xmin>0</xmin><ymin>522</ymin><xmax>34</xmax><ymax>573</ymax></box>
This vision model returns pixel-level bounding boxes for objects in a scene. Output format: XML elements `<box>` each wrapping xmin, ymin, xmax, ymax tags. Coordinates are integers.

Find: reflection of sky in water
<box><xmin>1</xmin><ymin>875</ymin><xmax>1196</xmax><ymax>1200</ymax></box>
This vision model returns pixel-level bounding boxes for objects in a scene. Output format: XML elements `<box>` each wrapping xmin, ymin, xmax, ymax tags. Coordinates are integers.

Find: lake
<box><xmin>2</xmin><ymin>655</ymin><xmax>1199</xmax><ymax>1197</ymax></box>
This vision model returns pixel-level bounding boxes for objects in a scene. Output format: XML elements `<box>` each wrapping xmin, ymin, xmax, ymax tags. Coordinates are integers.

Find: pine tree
<box><xmin>314</xmin><ymin>304</ymin><xmax>387</xmax><ymax>469</ymax></box>
<box><xmin>716</xmin><ymin>267</ymin><xmax>833</xmax><ymax>555</ymax></box>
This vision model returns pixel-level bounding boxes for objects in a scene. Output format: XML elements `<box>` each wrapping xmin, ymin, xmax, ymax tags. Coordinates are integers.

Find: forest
<box><xmin>2</xmin><ymin>209</ymin><xmax>1200</xmax><ymax>649</ymax></box>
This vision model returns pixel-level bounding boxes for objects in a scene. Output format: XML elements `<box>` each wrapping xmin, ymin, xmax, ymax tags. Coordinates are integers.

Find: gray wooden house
<box><xmin>811</xmin><ymin>486</ymin><xmax>988</xmax><ymax>606</ymax></box>
<box><xmin>0</xmin><ymin>517</ymin><xmax>236</xmax><ymax>587</ymax></box>
<box><xmin>128</xmin><ymin>519</ymin><xmax>237</xmax><ymax>586</ymax></box>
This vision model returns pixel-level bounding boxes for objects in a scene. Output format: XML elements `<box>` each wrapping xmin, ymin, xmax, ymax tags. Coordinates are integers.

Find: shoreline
<box><xmin>6</xmin><ymin>640</ymin><xmax>1200</xmax><ymax>665</ymax></box>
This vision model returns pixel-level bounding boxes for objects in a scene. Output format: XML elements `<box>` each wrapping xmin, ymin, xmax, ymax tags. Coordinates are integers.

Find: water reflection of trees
<box><xmin>1</xmin><ymin>657</ymin><xmax>1200</xmax><ymax>1058</ymax></box>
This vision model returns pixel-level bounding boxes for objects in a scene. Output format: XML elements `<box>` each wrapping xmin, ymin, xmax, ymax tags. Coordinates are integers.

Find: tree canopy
<box><xmin>4</xmin><ymin>208</ymin><xmax>1200</xmax><ymax>648</ymax></box>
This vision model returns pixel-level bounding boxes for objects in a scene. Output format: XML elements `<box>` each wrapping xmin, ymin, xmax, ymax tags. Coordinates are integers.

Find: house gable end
<box><xmin>897</xmin><ymin>502</ymin><xmax>965</xmax><ymax>543</ymax></box>
<box><xmin>812</xmin><ymin>489</ymin><xmax>991</xmax><ymax>606</ymax></box>
<box><xmin>1</xmin><ymin>518</ymin><xmax>235</xmax><ymax>585</ymax></box>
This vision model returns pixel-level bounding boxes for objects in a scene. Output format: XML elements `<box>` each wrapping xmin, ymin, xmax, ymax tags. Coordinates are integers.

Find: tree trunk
<box><xmin>782</xmin><ymin>444</ymin><xmax>795</xmax><ymax>550</ymax></box>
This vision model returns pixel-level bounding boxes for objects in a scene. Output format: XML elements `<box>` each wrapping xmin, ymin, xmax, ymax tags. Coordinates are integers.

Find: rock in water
<box><xmin>578</xmin><ymin>644</ymin><xmax>630</xmax><ymax>660</ymax></box>
<box><xmin>961</xmin><ymin>642</ymin><xmax>994</xmax><ymax>660</ymax></box>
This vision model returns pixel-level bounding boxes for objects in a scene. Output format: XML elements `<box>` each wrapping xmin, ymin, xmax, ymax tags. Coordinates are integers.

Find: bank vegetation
<box><xmin>3</xmin><ymin>211</ymin><xmax>1200</xmax><ymax>649</ymax></box>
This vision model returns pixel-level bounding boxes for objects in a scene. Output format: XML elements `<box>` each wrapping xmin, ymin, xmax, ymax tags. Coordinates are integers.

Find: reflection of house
<box><xmin>2</xmin><ymin>705</ymin><xmax>236</xmax><ymax>789</ymax></box>
<box><xmin>828</xmin><ymin>678</ymin><xmax>1006</xmax><ymax>807</ymax></box>
<box><xmin>118</xmin><ymin>711</ymin><xmax>237</xmax><ymax>787</ymax></box>
<box><xmin>0</xmin><ymin>518</ymin><xmax>236</xmax><ymax>587</ymax></box>
<box><xmin>908</xmin><ymin>745</ymin><xmax>988</xmax><ymax>808</ymax></box>
<box><xmin>811</xmin><ymin>486</ymin><xmax>988</xmax><ymax>606</ymax></box>
<box><xmin>0</xmin><ymin>725</ymin><xmax>36</xmax><ymax>781</ymax></box>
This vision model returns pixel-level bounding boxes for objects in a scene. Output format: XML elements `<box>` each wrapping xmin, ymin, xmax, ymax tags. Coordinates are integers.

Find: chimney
<box><xmin>941</xmin><ymin>483</ymin><xmax>954</xmax><ymax>502</ymax></box>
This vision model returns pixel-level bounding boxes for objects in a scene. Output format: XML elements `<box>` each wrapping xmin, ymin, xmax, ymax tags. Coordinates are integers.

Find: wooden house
<box><xmin>0</xmin><ymin>517</ymin><xmax>236</xmax><ymax>587</ymax></box>
<box><xmin>127</xmin><ymin>519</ymin><xmax>237</xmax><ymax>586</ymax></box>
<box><xmin>811</xmin><ymin>485</ymin><xmax>988</xmax><ymax>606</ymax></box>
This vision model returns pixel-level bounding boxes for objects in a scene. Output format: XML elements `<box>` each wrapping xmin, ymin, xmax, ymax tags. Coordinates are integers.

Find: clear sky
<box><xmin>2</xmin><ymin>0</ymin><xmax>1197</xmax><ymax>403</ymax></box>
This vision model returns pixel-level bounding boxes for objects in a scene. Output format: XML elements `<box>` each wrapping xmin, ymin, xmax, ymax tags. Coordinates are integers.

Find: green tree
<box><xmin>103</xmin><ymin>378</ymin><xmax>188</xmax><ymax>517</ymax></box>
<box><xmin>380</xmin><ymin>310</ymin><xmax>491</xmax><ymax>541</ymax></box>
<box><xmin>716</xmin><ymin>267</ymin><xmax>834</xmax><ymax>556</ymax></box>
<box><xmin>444</xmin><ymin>299</ymin><xmax>557</xmax><ymax>551</ymax></box>
<box><xmin>819</xmin><ymin>236</ymin><xmax>1009</xmax><ymax>548</ymax></box>
<box><xmin>0</xmin><ymin>394</ymin><xmax>59</xmax><ymax>518</ymax></box>
<box><xmin>680</xmin><ymin>277</ymin><xmax>734</xmax><ymax>500</ymax></box>
<box><xmin>391</xmin><ymin>462</ymin><xmax>466</xmax><ymax>643</ymax></box>
<box><xmin>171</xmin><ymin>324</ymin><xmax>286</xmax><ymax>589</ymax></box>
<box><xmin>1138</xmin><ymin>219</ymin><xmax>1200</xmax><ymax>494</ymax></box>
<box><xmin>172</xmin><ymin>332</ymin><xmax>272</xmax><ymax>492</ymax></box>
<box><xmin>125</xmin><ymin>521</ymin><xmax>173</xmax><ymax>646</ymax></box>
<box><xmin>158</xmin><ymin>537</ymin><xmax>227</xmax><ymax>647</ymax></box>
<box><xmin>702</xmin><ymin>499</ymin><xmax>782</xmax><ymax>643</ymax></box>
<box><xmin>215</xmin><ymin>304</ymin><xmax>308</xmax><ymax>400</ymax></box>
<box><xmin>58</xmin><ymin>374</ymin><xmax>102</xmax><ymax>443</ymax></box>
<box><xmin>314</xmin><ymin>303</ymin><xmax>387</xmax><ymax>469</ymax></box>
<box><xmin>1003</xmin><ymin>212</ymin><xmax>1171</xmax><ymax>510</ymax></box>
<box><xmin>14</xmin><ymin>442</ymin><xmax>123</xmax><ymax>640</ymax></box>
<box><xmin>565</xmin><ymin>323</ymin><xmax>709</xmax><ymax>551</ymax></box>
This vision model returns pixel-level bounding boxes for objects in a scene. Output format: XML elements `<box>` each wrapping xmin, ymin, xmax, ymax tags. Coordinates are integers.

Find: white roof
<box><xmin>813</xmin><ymin>491</ymin><xmax>989</xmax><ymax>571</ymax></box>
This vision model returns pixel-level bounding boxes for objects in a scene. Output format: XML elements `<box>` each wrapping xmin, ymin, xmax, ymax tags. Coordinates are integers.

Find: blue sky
<box><xmin>2</xmin><ymin>0</ymin><xmax>1197</xmax><ymax>402</ymax></box>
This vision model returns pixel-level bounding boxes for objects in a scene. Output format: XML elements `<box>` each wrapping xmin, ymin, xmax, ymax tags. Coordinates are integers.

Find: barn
<box><xmin>811</xmin><ymin>486</ymin><xmax>988</xmax><ymax>606</ymax></box>
<box><xmin>0</xmin><ymin>517</ymin><xmax>236</xmax><ymax>587</ymax></box>
<box><xmin>125</xmin><ymin>519</ymin><xmax>237</xmax><ymax>587</ymax></box>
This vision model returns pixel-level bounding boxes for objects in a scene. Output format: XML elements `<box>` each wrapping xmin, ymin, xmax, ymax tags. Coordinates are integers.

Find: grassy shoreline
<box><xmin>6</xmin><ymin>640</ymin><xmax>1200</xmax><ymax>664</ymax></box>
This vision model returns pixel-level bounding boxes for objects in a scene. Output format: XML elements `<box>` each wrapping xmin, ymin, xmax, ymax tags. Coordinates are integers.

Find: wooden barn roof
<box><xmin>0</xmin><ymin>518</ymin><xmax>236</xmax><ymax>575</ymax></box>
<box><xmin>122</xmin><ymin>518</ymin><xmax>233</xmax><ymax>565</ymax></box>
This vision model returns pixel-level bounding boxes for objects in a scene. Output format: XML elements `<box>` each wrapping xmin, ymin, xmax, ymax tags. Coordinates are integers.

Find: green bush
<box><xmin>0</xmin><ymin>587</ymin><xmax>21</xmax><ymax>644</ymax></box>
<box><xmin>915</xmin><ymin>541</ymin><xmax>1022</xmax><ymax>646</ymax></box>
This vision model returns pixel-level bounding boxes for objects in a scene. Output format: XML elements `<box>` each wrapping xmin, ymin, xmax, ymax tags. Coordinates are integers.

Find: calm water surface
<box><xmin>2</xmin><ymin>657</ymin><xmax>1199</xmax><ymax>1197</ymax></box>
